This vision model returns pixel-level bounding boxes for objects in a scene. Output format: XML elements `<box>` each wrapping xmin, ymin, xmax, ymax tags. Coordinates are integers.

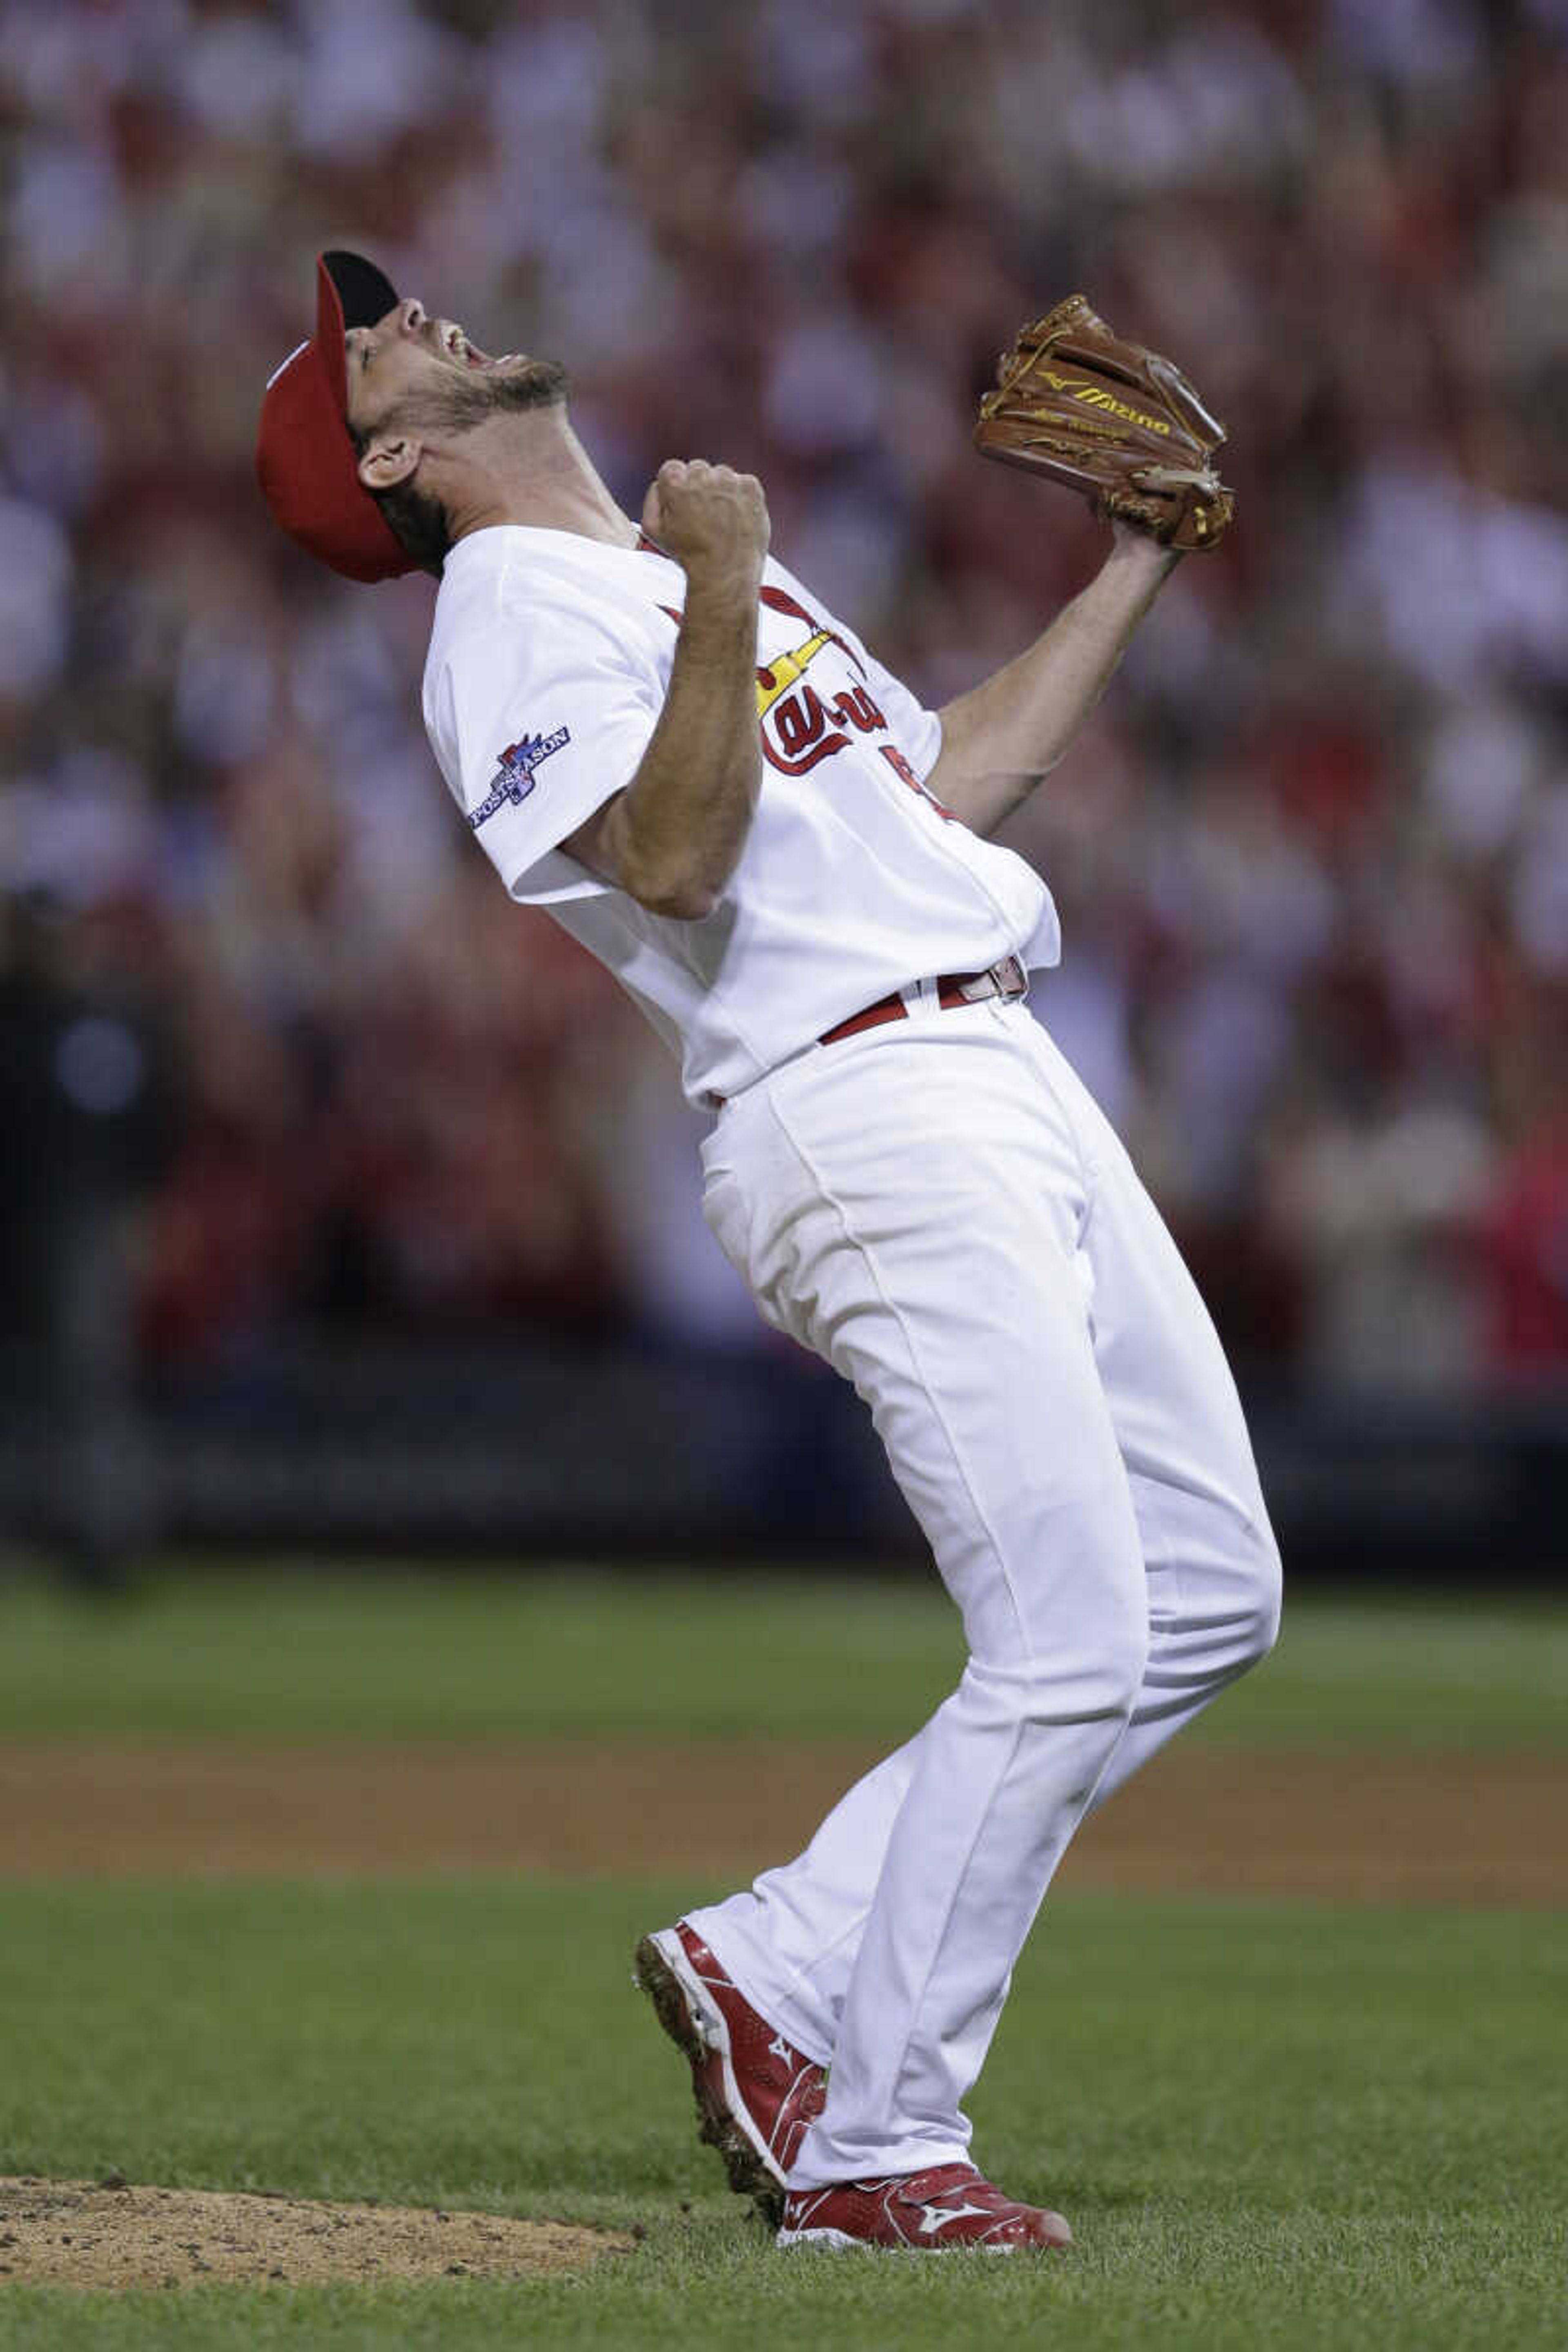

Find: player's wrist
<box><xmin>1106</xmin><ymin>524</ymin><xmax>1183</xmax><ymax>579</ymax></box>
<box><xmin>680</xmin><ymin>561</ymin><xmax>765</xmax><ymax>620</ymax></box>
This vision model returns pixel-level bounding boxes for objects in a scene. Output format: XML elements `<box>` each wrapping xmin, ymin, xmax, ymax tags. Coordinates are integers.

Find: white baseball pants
<box><xmin>687</xmin><ymin>993</ymin><xmax>1281</xmax><ymax>2188</ymax></box>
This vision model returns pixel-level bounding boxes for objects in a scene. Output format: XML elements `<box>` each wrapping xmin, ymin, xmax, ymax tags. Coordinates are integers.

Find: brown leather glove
<box><xmin>974</xmin><ymin>296</ymin><xmax>1234</xmax><ymax>553</ymax></box>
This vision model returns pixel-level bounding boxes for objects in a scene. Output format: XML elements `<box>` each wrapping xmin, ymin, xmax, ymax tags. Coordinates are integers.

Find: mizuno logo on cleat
<box><xmin>917</xmin><ymin>2202</ymin><xmax>995</xmax><ymax>2235</ymax></box>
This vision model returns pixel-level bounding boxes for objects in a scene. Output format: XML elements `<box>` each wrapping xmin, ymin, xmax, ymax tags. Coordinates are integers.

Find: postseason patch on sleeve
<box><xmin>467</xmin><ymin>726</ymin><xmax>570</xmax><ymax>830</ymax></box>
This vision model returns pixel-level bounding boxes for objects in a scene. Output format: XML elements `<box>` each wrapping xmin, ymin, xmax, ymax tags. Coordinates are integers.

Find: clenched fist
<box><xmin>642</xmin><ymin>459</ymin><xmax>769</xmax><ymax>598</ymax></box>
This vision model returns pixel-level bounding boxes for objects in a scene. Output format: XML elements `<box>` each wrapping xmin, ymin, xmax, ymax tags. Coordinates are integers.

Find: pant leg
<box><xmin>691</xmin><ymin>1001</ymin><xmax>1280</xmax><ymax>2105</ymax></box>
<box><xmin>1018</xmin><ymin>1014</ymin><xmax>1282</xmax><ymax>1811</ymax></box>
<box><xmin>687</xmin><ymin>1734</ymin><xmax>920</xmax><ymax>2068</ymax></box>
<box><xmin>690</xmin><ymin>1006</ymin><xmax>1152</xmax><ymax>2182</ymax></box>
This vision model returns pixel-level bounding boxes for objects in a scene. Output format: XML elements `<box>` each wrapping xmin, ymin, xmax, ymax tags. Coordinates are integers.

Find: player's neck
<box><xmin>443</xmin><ymin>414</ymin><xmax>637</xmax><ymax>549</ymax></box>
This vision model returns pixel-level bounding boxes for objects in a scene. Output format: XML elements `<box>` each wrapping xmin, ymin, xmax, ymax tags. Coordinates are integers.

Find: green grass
<box><xmin>0</xmin><ymin>1566</ymin><xmax>1564</xmax><ymax>1751</ymax></box>
<box><xmin>0</xmin><ymin>1878</ymin><xmax>1564</xmax><ymax>2350</ymax></box>
<box><xmin>0</xmin><ymin>1569</ymin><xmax>1562</xmax><ymax>2343</ymax></box>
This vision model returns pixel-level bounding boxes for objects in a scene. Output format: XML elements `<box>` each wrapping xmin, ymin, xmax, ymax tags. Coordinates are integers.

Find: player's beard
<box><xmin>389</xmin><ymin>356</ymin><xmax>571</xmax><ymax>436</ymax></box>
<box><xmin>363</xmin><ymin>357</ymin><xmax>572</xmax><ymax>572</ymax></box>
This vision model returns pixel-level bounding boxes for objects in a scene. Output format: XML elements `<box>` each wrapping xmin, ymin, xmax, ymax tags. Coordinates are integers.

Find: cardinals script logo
<box><xmin>655</xmin><ymin>572</ymin><xmax>958</xmax><ymax>818</ymax></box>
<box><xmin>753</xmin><ymin>587</ymin><xmax>956</xmax><ymax>815</ymax></box>
<box><xmin>468</xmin><ymin>726</ymin><xmax>570</xmax><ymax>829</ymax></box>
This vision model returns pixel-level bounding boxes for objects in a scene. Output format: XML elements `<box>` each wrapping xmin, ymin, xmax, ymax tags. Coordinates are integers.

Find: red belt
<box><xmin>708</xmin><ymin>957</ymin><xmax>1028</xmax><ymax>1110</ymax></box>
<box><xmin>817</xmin><ymin>954</ymin><xmax>1029</xmax><ymax>1048</ymax></box>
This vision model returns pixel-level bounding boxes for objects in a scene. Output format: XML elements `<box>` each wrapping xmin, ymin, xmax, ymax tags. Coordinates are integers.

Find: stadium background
<box><xmin>3</xmin><ymin>0</ymin><xmax>1566</xmax><ymax>1577</ymax></box>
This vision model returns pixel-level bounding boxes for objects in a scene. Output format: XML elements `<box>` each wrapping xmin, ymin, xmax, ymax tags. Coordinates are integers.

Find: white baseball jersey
<box><xmin>421</xmin><ymin>526</ymin><xmax>1060</xmax><ymax>1105</ymax></box>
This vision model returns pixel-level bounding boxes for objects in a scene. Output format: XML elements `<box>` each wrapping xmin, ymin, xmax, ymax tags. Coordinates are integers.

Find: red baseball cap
<box><xmin>256</xmin><ymin>250</ymin><xmax>417</xmax><ymax>583</ymax></box>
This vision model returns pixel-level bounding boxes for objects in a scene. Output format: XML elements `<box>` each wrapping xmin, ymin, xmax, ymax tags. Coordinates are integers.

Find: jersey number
<box><xmin>880</xmin><ymin>742</ymin><xmax>958</xmax><ymax>821</ymax></box>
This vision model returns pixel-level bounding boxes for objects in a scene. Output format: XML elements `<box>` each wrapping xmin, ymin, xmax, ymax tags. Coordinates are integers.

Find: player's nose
<box><xmin>393</xmin><ymin>298</ymin><xmax>428</xmax><ymax>340</ymax></box>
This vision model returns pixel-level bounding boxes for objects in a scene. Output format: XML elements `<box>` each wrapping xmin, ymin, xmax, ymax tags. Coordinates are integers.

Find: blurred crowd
<box><xmin>3</xmin><ymin>0</ymin><xmax>1567</xmax><ymax>1395</ymax></box>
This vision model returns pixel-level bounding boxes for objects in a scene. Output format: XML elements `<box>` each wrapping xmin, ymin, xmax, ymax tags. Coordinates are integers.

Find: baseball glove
<box><xmin>973</xmin><ymin>296</ymin><xmax>1234</xmax><ymax>552</ymax></box>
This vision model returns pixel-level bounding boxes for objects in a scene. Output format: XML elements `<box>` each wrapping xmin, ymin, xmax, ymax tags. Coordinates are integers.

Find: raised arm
<box><xmin>924</xmin><ymin>528</ymin><xmax>1180</xmax><ymax>837</ymax></box>
<box><xmin>562</xmin><ymin>460</ymin><xmax>768</xmax><ymax>920</ymax></box>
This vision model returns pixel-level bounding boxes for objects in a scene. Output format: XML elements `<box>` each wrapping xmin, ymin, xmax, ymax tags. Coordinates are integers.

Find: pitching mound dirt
<box><xmin>0</xmin><ymin>2177</ymin><xmax>633</xmax><ymax>2291</ymax></box>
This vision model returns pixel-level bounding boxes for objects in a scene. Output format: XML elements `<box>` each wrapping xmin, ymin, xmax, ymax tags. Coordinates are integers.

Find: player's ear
<box><xmin>357</xmin><ymin>434</ymin><xmax>421</xmax><ymax>494</ymax></box>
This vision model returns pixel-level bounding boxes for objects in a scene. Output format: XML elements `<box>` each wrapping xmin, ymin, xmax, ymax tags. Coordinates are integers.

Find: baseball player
<box><xmin>258</xmin><ymin>252</ymin><xmax>1281</xmax><ymax>2254</ymax></box>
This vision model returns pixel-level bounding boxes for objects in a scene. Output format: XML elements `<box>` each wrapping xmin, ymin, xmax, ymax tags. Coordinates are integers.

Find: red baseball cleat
<box><xmin>634</xmin><ymin>1921</ymin><xmax>826</xmax><ymax>2223</ymax></box>
<box><xmin>777</xmin><ymin>2162</ymin><xmax>1073</xmax><ymax>2252</ymax></box>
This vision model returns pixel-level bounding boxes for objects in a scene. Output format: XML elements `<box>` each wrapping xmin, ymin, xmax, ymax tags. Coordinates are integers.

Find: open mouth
<box><xmin>439</xmin><ymin>320</ymin><xmax>524</xmax><ymax>372</ymax></box>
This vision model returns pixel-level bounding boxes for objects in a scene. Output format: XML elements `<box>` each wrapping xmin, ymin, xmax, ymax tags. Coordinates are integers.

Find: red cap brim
<box><xmin>256</xmin><ymin>254</ymin><xmax>417</xmax><ymax>583</ymax></box>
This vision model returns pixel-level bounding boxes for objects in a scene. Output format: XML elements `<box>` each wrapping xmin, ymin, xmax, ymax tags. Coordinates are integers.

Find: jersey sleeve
<box><xmin>424</xmin><ymin>591</ymin><xmax>664</xmax><ymax>906</ymax></box>
<box><xmin>766</xmin><ymin>557</ymin><xmax>944</xmax><ymax>782</ymax></box>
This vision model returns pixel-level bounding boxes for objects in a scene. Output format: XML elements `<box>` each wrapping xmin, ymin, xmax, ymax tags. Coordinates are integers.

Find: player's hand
<box><xmin>642</xmin><ymin>460</ymin><xmax>769</xmax><ymax>598</ymax></box>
